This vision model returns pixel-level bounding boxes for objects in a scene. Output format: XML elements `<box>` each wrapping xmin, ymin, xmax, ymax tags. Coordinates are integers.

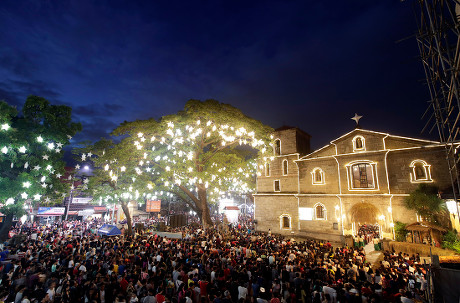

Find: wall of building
<box><xmin>254</xmin><ymin>194</ymin><xmax>298</xmax><ymax>236</ymax></box>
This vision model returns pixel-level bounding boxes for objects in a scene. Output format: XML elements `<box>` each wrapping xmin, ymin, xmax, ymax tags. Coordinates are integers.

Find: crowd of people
<box><xmin>0</xmin><ymin>219</ymin><xmax>429</xmax><ymax>303</ymax></box>
<box><xmin>354</xmin><ymin>226</ymin><xmax>381</xmax><ymax>251</ymax></box>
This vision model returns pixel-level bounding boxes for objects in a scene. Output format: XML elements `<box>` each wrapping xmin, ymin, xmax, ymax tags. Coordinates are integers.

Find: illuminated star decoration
<box><xmin>42</xmin><ymin>155</ymin><xmax>49</xmax><ymax>160</ymax></box>
<box><xmin>351</xmin><ymin>113</ymin><xmax>363</xmax><ymax>126</ymax></box>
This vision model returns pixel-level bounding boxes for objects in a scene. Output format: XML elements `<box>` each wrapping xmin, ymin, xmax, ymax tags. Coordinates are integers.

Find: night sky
<box><xmin>0</xmin><ymin>1</ymin><xmax>432</xmax><ymax>150</ymax></box>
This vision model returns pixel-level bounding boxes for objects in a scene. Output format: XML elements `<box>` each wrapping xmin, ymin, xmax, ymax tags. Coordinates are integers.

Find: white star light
<box><xmin>21</xmin><ymin>192</ymin><xmax>28</xmax><ymax>199</ymax></box>
<box><xmin>34</xmin><ymin>165</ymin><xmax>41</xmax><ymax>170</ymax></box>
<box><xmin>18</xmin><ymin>146</ymin><xmax>27</xmax><ymax>153</ymax></box>
<box><xmin>67</xmin><ymin>135</ymin><xmax>72</xmax><ymax>140</ymax></box>
<box><xmin>37</xmin><ymin>136</ymin><xmax>43</xmax><ymax>143</ymax></box>
<box><xmin>351</xmin><ymin>113</ymin><xmax>363</xmax><ymax>125</ymax></box>
<box><xmin>42</xmin><ymin>155</ymin><xmax>49</xmax><ymax>160</ymax></box>
<box><xmin>41</xmin><ymin>183</ymin><xmax>47</xmax><ymax>188</ymax></box>
<box><xmin>55</xmin><ymin>149</ymin><xmax>61</xmax><ymax>153</ymax></box>
<box><xmin>75</xmin><ymin>164</ymin><xmax>81</xmax><ymax>170</ymax></box>
<box><xmin>47</xmin><ymin>143</ymin><xmax>54</xmax><ymax>150</ymax></box>
<box><xmin>24</xmin><ymin>162</ymin><xmax>29</xmax><ymax>169</ymax></box>
<box><xmin>81</xmin><ymin>154</ymin><xmax>86</xmax><ymax>161</ymax></box>
<box><xmin>33</xmin><ymin>194</ymin><xmax>41</xmax><ymax>200</ymax></box>
<box><xmin>23</xmin><ymin>181</ymin><xmax>31</xmax><ymax>188</ymax></box>
<box><xmin>5</xmin><ymin>198</ymin><xmax>14</xmax><ymax>205</ymax></box>
<box><xmin>83</xmin><ymin>178</ymin><xmax>89</xmax><ymax>184</ymax></box>
<box><xmin>56</xmin><ymin>173</ymin><xmax>62</xmax><ymax>178</ymax></box>
<box><xmin>1</xmin><ymin>146</ymin><xmax>7</xmax><ymax>154</ymax></box>
<box><xmin>87</xmin><ymin>152</ymin><xmax>93</xmax><ymax>157</ymax></box>
<box><xmin>56</xmin><ymin>142</ymin><xmax>63</xmax><ymax>148</ymax></box>
<box><xmin>45</xmin><ymin>197</ymin><xmax>50</xmax><ymax>203</ymax></box>
<box><xmin>1</xmin><ymin>124</ymin><xmax>10</xmax><ymax>130</ymax></box>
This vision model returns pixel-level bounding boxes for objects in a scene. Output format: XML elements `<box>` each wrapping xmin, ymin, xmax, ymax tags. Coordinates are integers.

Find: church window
<box><xmin>282</xmin><ymin>160</ymin><xmax>288</xmax><ymax>175</ymax></box>
<box><xmin>265</xmin><ymin>163</ymin><xmax>270</xmax><ymax>177</ymax></box>
<box><xmin>274</xmin><ymin>139</ymin><xmax>281</xmax><ymax>156</ymax></box>
<box><xmin>353</xmin><ymin>135</ymin><xmax>366</xmax><ymax>152</ymax></box>
<box><xmin>280</xmin><ymin>214</ymin><xmax>291</xmax><ymax>229</ymax></box>
<box><xmin>410</xmin><ymin>160</ymin><xmax>432</xmax><ymax>183</ymax></box>
<box><xmin>274</xmin><ymin>180</ymin><xmax>280</xmax><ymax>192</ymax></box>
<box><xmin>311</xmin><ymin>168</ymin><xmax>325</xmax><ymax>185</ymax></box>
<box><xmin>314</xmin><ymin>203</ymin><xmax>327</xmax><ymax>220</ymax></box>
<box><xmin>346</xmin><ymin>161</ymin><xmax>378</xmax><ymax>190</ymax></box>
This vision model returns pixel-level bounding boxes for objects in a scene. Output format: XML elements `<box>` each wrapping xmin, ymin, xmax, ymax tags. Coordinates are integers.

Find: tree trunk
<box><xmin>0</xmin><ymin>214</ymin><xmax>14</xmax><ymax>242</ymax></box>
<box><xmin>120</xmin><ymin>201</ymin><xmax>133</xmax><ymax>236</ymax></box>
<box><xmin>197</xmin><ymin>186</ymin><xmax>213</xmax><ymax>228</ymax></box>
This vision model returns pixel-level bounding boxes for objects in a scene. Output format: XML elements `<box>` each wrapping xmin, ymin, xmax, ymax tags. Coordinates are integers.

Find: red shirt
<box><xmin>156</xmin><ymin>294</ymin><xmax>165</xmax><ymax>303</ymax></box>
<box><xmin>120</xmin><ymin>278</ymin><xmax>129</xmax><ymax>292</ymax></box>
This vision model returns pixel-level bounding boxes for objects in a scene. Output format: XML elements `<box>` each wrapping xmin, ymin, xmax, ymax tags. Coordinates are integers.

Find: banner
<box><xmin>146</xmin><ymin>200</ymin><xmax>161</xmax><ymax>212</ymax></box>
<box><xmin>37</xmin><ymin>207</ymin><xmax>65</xmax><ymax>216</ymax></box>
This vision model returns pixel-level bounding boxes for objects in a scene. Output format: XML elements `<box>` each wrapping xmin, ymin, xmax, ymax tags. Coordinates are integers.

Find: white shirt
<box><xmin>238</xmin><ymin>286</ymin><xmax>248</xmax><ymax>299</ymax></box>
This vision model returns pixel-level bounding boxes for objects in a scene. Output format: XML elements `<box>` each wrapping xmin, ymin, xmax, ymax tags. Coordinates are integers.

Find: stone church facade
<box><xmin>254</xmin><ymin>127</ymin><xmax>452</xmax><ymax>242</ymax></box>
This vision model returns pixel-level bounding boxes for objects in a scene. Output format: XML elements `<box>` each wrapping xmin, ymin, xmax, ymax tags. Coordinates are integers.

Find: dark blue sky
<box><xmin>0</xmin><ymin>1</ymin><xmax>431</xmax><ymax>149</ymax></box>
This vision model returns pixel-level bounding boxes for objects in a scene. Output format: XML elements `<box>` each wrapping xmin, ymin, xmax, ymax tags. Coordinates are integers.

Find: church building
<box><xmin>254</xmin><ymin>125</ymin><xmax>452</xmax><ymax>242</ymax></box>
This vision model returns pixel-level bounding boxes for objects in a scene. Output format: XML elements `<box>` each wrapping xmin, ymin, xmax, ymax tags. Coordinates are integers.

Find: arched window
<box><xmin>351</xmin><ymin>163</ymin><xmax>375</xmax><ymax>188</ymax></box>
<box><xmin>282</xmin><ymin>160</ymin><xmax>288</xmax><ymax>175</ymax></box>
<box><xmin>265</xmin><ymin>163</ymin><xmax>270</xmax><ymax>177</ymax></box>
<box><xmin>346</xmin><ymin>161</ymin><xmax>378</xmax><ymax>190</ymax></box>
<box><xmin>314</xmin><ymin>203</ymin><xmax>327</xmax><ymax>220</ymax></box>
<box><xmin>311</xmin><ymin>168</ymin><xmax>325</xmax><ymax>185</ymax></box>
<box><xmin>274</xmin><ymin>139</ymin><xmax>281</xmax><ymax>156</ymax></box>
<box><xmin>353</xmin><ymin>135</ymin><xmax>365</xmax><ymax>151</ymax></box>
<box><xmin>280</xmin><ymin>214</ymin><xmax>291</xmax><ymax>229</ymax></box>
<box><xmin>410</xmin><ymin>160</ymin><xmax>432</xmax><ymax>182</ymax></box>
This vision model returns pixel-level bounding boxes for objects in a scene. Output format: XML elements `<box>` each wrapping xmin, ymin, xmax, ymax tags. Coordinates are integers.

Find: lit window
<box><xmin>351</xmin><ymin>163</ymin><xmax>374</xmax><ymax>188</ymax></box>
<box><xmin>346</xmin><ymin>161</ymin><xmax>378</xmax><ymax>190</ymax></box>
<box><xmin>299</xmin><ymin>207</ymin><xmax>314</xmax><ymax>220</ymax></box>
<box><xmin>314</xmin><ymin>203</ymin><xmax>326</xmax><ymax>220</ymax></box>
<box><xmin>282</xmin><ymin>160</ymin><xmax>288</xmax><ymax>175</ymax></box>
<box><xmin>280</xmin><ymin>214</ymin><xmax>291</xmax><ymax>229</ymax></box>
<box><xmin>311</xmin><ymin>168</ymin><xmax>325</xmax><ymax>185</ymax></box>
<box><xmin>410</xmin><ymin>160</ymin><xmax>432</xmax><ymax>183</ymax></box>
<box><xmin>274</xmin><ymin>180</ymin><xmax>280</xmax><ymax>192</ymax></box>
<box><xmin>265</xmin><ymin>163</ymin><xmax>270</xmax><ymax>177</ymax></box>
<box><xmin>274</xmin><ymin>139</ymin><xmax>281</xmax><ymax>156</ymax></box>
<box><xmin>353</xmin><ymin>135</ymin><xmax>365</xmax><ymax>151</ymax></box>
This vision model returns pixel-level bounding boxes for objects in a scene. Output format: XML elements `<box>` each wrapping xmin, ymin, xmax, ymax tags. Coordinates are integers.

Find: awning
<box><xmin>406</xmin><ymin>222</ymin><xmax>448</xmax><ymax>232</ymax></box>
<box><xmin>97</xmin><ymin>224</ymin><xmax>121</xmax><ymax>236</ymax></box>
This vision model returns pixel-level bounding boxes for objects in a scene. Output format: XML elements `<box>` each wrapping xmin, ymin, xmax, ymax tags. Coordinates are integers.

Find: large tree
<box><xmin>404</xmin><ymin>184</ymin><xmax>450</xmax><ymax>228</ymax></box>
<box><xmin>0</xmin><ymin>96</ymin><xmax>82</xmax><ymax>240</ymax></box>
<box><xmin>79</xmin><ymin>99</ymin><xmax>273</xmax><ymax>231</ymax></box>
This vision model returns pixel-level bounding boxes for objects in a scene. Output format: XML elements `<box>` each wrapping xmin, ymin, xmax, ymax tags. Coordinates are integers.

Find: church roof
<box><xmin>299</xmin><ymin>128</ymin><xmax>441</xmax><ymax>160</ymax></box>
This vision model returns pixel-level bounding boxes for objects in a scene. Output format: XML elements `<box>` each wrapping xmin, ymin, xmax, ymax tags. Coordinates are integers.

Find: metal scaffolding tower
<box><xmin>416</xmin><ymin>0</ymin><xmax>460</xmax><ymax>202</ymax></box>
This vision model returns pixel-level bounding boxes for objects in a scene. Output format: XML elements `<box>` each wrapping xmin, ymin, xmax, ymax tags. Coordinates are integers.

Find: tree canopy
<box><xmin>404</xmin><ymin>184</ymin><xmax>449</xmax><ymax>227</ymax></box>
<box><xmin>78</xmin><ymin>99</ymin><xmax>274</xmax><ymax>229</ymax></box>
<box><xmin>0</xmin><ymin>96</ymin><xmax>81</xmax><ymax>238</ymax></box>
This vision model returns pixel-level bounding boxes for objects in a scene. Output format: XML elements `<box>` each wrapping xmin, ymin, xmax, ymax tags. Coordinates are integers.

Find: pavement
<box><xmin>364</xmin><ymin>241</ymin><xmax>383</xmax><ymax>267</ymax></box>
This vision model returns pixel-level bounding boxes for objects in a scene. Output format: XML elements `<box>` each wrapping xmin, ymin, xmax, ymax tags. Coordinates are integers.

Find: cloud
<box><xmin>0</xmin><ymin>80</ymin><xmax>62</xmax><ymax>107</ymax></box>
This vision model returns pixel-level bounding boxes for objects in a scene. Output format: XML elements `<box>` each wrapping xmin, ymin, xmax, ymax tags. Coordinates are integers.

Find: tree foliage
<box><xmin>0</xmin><ymin>96</ymin><xmax>81</xmax><ymax>238</ymax></box>
<box><xmin>404</xmin><ymin>184</ymin><xmax>450</xmax><ymax>227</ymax></box>
<box><xmin>78</xmin><ymin>99</ymin><xmax>273</xmax><ymax>228</ymax></box>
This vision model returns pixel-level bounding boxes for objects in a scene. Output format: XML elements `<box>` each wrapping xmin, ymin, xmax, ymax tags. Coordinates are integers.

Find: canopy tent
<box><xmin>97</xmin><ymin>224</ymin><xmax>121</xmax><ymax>236</ymax></box>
